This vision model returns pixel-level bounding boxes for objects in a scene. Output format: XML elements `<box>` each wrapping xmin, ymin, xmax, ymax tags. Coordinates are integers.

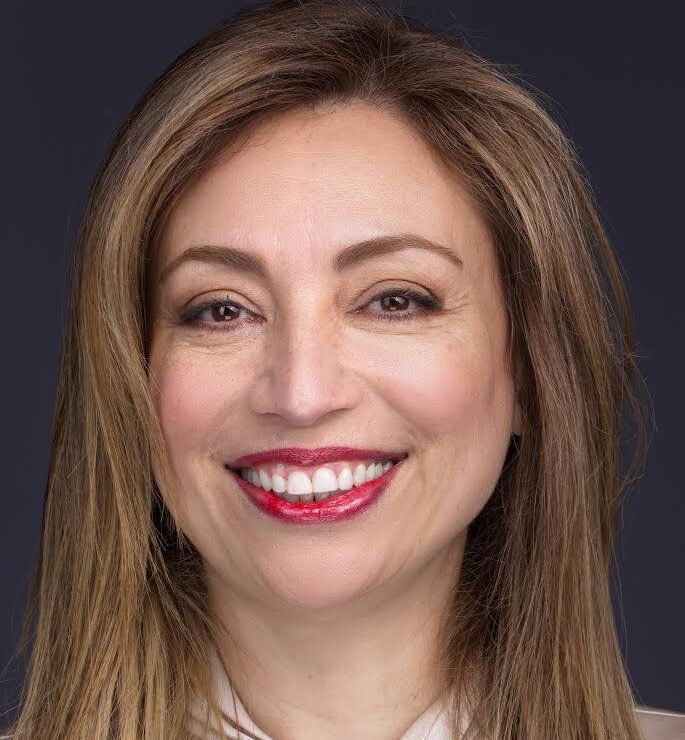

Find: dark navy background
<box><xmin>2</xmin><ymin>0</ymin><xmax>683</xmax><ymax>723</ymax></box>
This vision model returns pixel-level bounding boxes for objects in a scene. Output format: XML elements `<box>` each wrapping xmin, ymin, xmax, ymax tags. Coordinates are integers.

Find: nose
<box><xmin>247</xmin><ymin>307</ymin><xmax>360</xmax><ymax>426</ymax></box>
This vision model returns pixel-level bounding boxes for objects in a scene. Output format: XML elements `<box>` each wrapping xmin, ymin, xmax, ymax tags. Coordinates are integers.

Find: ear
<box><xmin>512</xmin><ymin>391</ymin><xmax>522</xmax><ymax>437</ymax></box>
<box><xmin>511</xmin><ymin>343</ymin><xmax>523</xmax><ymax>438</ymax></box>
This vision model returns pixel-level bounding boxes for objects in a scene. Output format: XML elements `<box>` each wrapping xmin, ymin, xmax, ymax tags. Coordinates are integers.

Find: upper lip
<box><xmin>227</xmin><ymin>446</ymin><xmax>408</xmax><ymax>469</ymax></box>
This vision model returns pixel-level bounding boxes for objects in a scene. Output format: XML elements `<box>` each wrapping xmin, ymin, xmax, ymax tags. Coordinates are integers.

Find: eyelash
<box><xmin>179</xmin><ymin>288</ymin><xmax>441</xmax><ymax>334</ymax></box>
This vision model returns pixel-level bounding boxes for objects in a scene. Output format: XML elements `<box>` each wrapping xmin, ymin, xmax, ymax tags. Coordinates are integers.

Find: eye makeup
<box><xmin>179</xmin><ymin>286</ymin><xmax>442</xmax><ymax>334</ymax></box>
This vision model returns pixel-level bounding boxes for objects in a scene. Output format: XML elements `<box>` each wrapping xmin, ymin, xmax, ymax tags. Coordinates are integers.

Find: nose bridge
<box><xmin>249</xmin><ymin>291</ymin><xmax>356</xmax><ymax>425</ymax></box>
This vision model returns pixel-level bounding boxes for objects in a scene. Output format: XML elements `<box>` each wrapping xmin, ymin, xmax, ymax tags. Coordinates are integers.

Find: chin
<box><xmin>258</xmin><ymin>548</ymin><xmax>384</xmax><ymax>612</ymax></box>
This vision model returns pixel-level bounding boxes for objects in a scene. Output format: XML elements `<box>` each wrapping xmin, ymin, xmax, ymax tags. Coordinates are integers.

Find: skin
<box><xmin>147</xmin><ymin>102</ymin><xmax>522</xmax><ymax>740</ymax></box>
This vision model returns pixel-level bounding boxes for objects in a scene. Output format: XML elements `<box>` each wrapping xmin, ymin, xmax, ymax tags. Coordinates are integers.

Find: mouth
<box><xmin>225</xmin><ymin>455</ymin><xmax>406</xmax><ymax>525</ymax></box>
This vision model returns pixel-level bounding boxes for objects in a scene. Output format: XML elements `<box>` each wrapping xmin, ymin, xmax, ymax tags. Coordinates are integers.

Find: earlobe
<box><xmin>507</xmin><ymin>315</ymin><xmax>524</xmax><ymax>438</ymax></box>
<box><xmin>512</xmin><ymin>396</ymin><xmax>522</xmax><ymax>437</ymax></box>
<box><xmin>511</xmin><ymin>347</ymin><xmax>523</xmax><ymax>438</ymax></box>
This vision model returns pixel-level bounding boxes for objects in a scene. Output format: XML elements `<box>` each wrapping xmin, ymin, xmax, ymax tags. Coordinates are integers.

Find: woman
<box><xmin>5</xmin><ymin>0</ymin><xmax>682</xmax><ymax>738</ymax></box>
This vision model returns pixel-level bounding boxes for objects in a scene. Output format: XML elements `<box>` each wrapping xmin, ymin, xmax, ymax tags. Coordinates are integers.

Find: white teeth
<box><xmin>353</xmin><ymin>463</ymin><xmax>367</xmax><ymax>486</ymax></box>
<box><xmin>258</xmin><ymin>469</ymin><xmax>272</xmax><ymax>491</ymax></box>
<box><xmin>271</xmin><ymin>472</ymin><xmax>286</xmax><ymax>493</ymax></box>
<box><xmin>338</xmin><ymin>466</ymin><xmax>354</xmax><ymax>491</ymax></box>
<box><xmin>312</xmin><ymin>467</ymin><xmax>338</xmax><ymax>493</ymax></box>
<box><xmin>286</xmin><ymin>471</ymin><xmax>313</xmax><ymax>496</ymax></box>
<box><xmin>239</xmin><ymin>459</ymin><xmax>397</xmax><ymax>503</ymax></box>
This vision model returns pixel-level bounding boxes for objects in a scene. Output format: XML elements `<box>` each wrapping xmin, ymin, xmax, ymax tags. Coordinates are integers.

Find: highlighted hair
<box><xmin>5</xmin><ymin>1</ymin><xmax>650</xmax><ymax>738</ymax></box>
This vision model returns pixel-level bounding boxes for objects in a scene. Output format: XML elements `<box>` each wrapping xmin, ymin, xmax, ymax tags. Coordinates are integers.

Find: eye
<box><xmin>363</xmin><ymin>288</ymin><xmax>441</xmax><ymax>323</ymax></box>
<box><xmin>179</xmin><ymin>287</ymin><xmax>442</xmax><ymax>333</ymax></box>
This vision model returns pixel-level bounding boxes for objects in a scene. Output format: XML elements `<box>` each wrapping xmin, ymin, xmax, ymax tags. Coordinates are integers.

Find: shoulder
<box><xmin>635</xmin><ymin>705</ymin><xmax>685</xmax><ymax>739</ymax></box>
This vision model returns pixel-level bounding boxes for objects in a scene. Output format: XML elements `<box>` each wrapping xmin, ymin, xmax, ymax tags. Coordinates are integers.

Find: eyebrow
<box><xmin>157</xmin><ymin>232</ymin><xmax>463</xmax><ymax>285</ymax></box>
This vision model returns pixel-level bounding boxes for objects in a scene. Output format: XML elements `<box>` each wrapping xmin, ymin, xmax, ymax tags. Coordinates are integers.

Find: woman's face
<box><xmin>147</xmin><ymin>102</ymin><xmax>521</xmax><ymax>612</ymax></box>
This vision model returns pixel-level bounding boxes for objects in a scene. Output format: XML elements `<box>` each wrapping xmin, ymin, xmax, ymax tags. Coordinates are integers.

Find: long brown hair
<box><xmin>5</xmin><ymin>1</ymin><xmax>652</xmax><ymax>737</ymax></box>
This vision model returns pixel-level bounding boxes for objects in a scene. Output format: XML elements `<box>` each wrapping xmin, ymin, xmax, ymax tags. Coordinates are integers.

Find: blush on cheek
<box><xmin>385</xmin><ymin>344</ymin><xmax>488</xmax><ymax>434</ymax></box>
<box><xmin>150</xmin><ymin>353</ymin><xmax>244</xmax><ymax>541</ymax></box>
<box><xmin>154</xmin><ymin>354</ymin><xmax>240</xmax><ymax>456</ymax></box>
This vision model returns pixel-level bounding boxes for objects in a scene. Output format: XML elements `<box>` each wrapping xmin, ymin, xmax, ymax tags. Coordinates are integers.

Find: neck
<box><xmin>207</xmin><ymin>533</ymin><xmax>465</xmax><ymax>740</ymax></box>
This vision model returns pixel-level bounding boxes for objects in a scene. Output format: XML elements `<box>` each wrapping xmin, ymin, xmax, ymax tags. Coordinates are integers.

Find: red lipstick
<box><xmin>225</xmin><ymin>452</ymin><xmax>406</xmax><ymax>525</ymax></box>
<box><xmin>228</xmin><ymin>446</ymin><xmax>408</xmax><ymax>469</ymax></box>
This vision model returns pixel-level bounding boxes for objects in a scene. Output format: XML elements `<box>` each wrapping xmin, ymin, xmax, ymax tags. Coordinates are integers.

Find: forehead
<box><xmin>157</xmin><ymin>103</ymin><xmax>492</xmax><ymax>277</ymax></box>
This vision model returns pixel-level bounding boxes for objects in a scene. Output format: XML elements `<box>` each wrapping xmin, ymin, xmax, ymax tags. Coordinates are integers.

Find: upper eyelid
<box><xmin>178</xmin><ymin>289</ymin><xmax>441</xmax><ymax>334</ymax></box>
<box><xmin>185</xmin><ymin>287</ymin><xmax>435</xmax><ymax>315</ymax></box>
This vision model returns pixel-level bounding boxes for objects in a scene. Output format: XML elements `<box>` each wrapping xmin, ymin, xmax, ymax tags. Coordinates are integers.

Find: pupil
<box><xmin>384</xmin><ymin>295</ymin><xmax>407</xmax><ymax>311</ymax></box>
<box><xmin>212</xmin><ymin>304</ymin><xmax>236</xmax><ymax>321</ymax></box>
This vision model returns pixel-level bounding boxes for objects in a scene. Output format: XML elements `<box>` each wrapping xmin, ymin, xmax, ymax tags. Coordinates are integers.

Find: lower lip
<box><xmin>226</xmin><ymin>459</ymin><xmax>405</xmax><ymax>525</ymax></box>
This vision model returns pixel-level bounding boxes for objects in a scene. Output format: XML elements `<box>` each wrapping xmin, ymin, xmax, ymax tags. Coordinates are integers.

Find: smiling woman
<box><xmin>4</xmin><ymin>0</ymin><xmax>680</xmax><ymax>739</ymax></box>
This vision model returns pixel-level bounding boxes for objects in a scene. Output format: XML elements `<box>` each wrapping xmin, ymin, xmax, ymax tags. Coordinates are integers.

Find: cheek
<box><xmin>150</xmin><ymin>349</ymin><xmax>239</xmax><ymax>464</ymax></box>
<box><xmin>382</xmin><ymin>333</ymin><xmax>513</xmax><ymax>520</ymax></box>
<box><xmin>149</xmin><ymin>345</ymin><xmax>264</xmax><ymax>572</ymax></box>
<box><xmin>160</xmin><ymin>372</ymin><xmax>210</xmax><ymax>450</ymax></box>
<box><xmin>149</xmin><ymin>348</ymin><xmax>248</xmax><ymax>543</ymax></box>
<box><xmin>381</xmin><ymin>335</ymin><xmax>488</xmax><ymax>432</ymax></box>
